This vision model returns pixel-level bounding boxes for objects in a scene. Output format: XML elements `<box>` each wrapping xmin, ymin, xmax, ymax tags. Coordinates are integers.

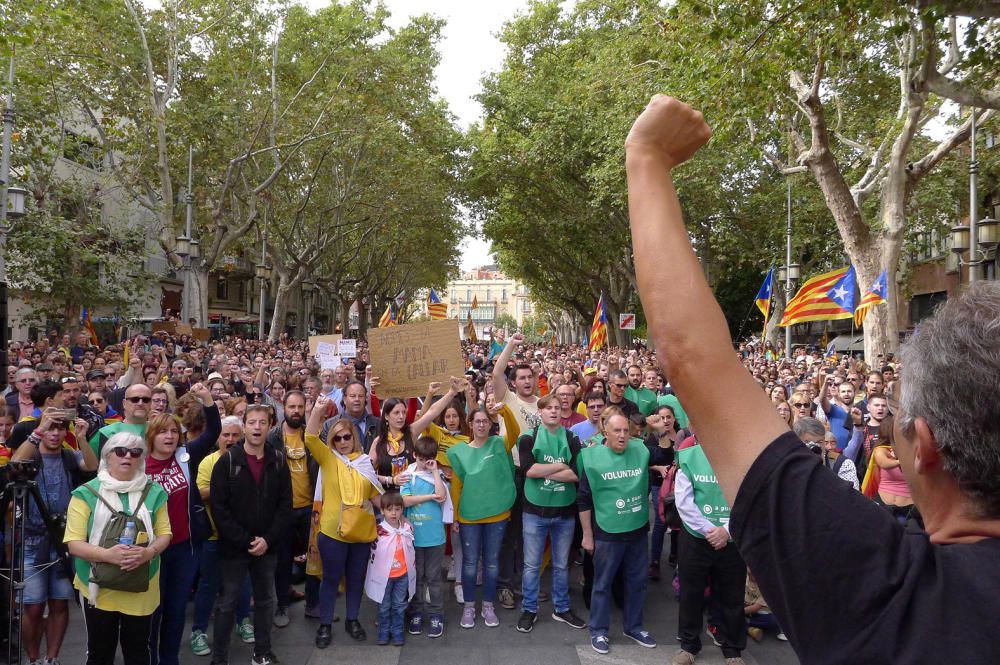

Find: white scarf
<box><xmin>404</xmin><ymin>462</ymin><xmax>454</xmax><ymax>523</ymax></box>
<box><xmin>84</xmin><ymin>459</ymin><xmax>154</xmax><ymax>605</ymax></box>
<box><xmin>331</xmin><ymin>449</ymin><xmax>385</xmax><ymax>495</ymax></box>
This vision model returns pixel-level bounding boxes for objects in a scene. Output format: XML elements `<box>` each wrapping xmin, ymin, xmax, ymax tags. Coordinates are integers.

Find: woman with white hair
<box><xmin>64</xmin><ymin>431</ymin><xmax>172</xmax><ymax>665</ymax></box>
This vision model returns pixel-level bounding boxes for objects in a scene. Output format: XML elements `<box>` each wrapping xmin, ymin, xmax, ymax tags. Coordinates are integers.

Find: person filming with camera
<box><xmin>11</xmin><ymin>402</ymin><xmax>98</xmax><ymax>665</ymax></box>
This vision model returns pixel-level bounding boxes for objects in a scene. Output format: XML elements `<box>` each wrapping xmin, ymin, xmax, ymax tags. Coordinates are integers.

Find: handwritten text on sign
<box><xmin>367</xmin><ymin>319</ymin><xmax>463</xmax><ymax>398</ymax></box>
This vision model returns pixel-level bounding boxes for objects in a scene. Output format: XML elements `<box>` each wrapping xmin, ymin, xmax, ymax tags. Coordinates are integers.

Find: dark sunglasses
<box><xmin>91</xmin><ymin>398</ymin><xmax>106</xmax><ymax>404</ymax></box>
<box><xmin>331</xmin><ymin>433</ymin><xmax>353</xmax><ymax>443</ymax></box>
<box><xmin>126</xmin><ymin>396</ymin><xmax>153</xmax><ymax>404</ymax></box>
<box><xmin>111</xmin><ymin>447</ymin><xmax>144</xmax><ymax>458</ymax></box>
<box><xmin>611</xmin><ymin>383</ymin><xmax>627</xmax><ymax>388</ymax></box>
<box><xmin>792</xmin><ymin>402</ymin><xmax>810</xmax><ymax>408</ymax></box>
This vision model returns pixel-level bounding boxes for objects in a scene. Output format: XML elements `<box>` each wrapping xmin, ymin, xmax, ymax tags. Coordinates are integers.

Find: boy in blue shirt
<box><xmin>401</xmin><ymin>436</ymin><xmax>450</xmax><ymax>638</ymax></box>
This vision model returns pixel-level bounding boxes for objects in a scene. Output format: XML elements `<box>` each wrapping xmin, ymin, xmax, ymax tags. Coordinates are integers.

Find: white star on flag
<box><xmin>832</xmin><ymin>285</ymin><xmax>848</xmax><ymax>301</ymax></box>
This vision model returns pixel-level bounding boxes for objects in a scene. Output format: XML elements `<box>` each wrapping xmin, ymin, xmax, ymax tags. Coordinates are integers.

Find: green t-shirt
<box><xmin>676</xmin><ymin>444</ymin><xmax>730</xmax><ymax>539</ymax></box>
<box><xmin>446</xmin><ymin>436</ymin><xmax>516</xmax><ymax>521</ymax></box>
<box><xmin>625</xmin><ymin>386</ymin><xmax>659</xmax><ymax>417</ymax></box>
<box><xmin>89</xmin><ymin>421</ymin><xmax>147</xmax><ymax>459</ymax></box>
<box><xmin>580</xmin><ymin>440</ymin><xmax>649</xmax><ymax>534</ymax></box>
<box><xmin>523</xmin><ymin>427</ymin><xmax>576</xmax><ymax>508</ymax></box>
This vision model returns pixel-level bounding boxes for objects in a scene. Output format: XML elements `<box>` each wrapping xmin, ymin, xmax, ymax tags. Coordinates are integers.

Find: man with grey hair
<box><xmin>793</xmin><ymin>417</ymin><xmax>859</xmax><ymax>490</ymax></box>
<box><xmin>625</xmin><ymin>95</ymin><xmax>1000</xmax><ymax>665</ymax></box>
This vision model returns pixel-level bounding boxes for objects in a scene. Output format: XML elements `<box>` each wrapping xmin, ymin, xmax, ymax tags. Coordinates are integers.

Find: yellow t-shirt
<box><xmin>284</xmin><ymin>430</ymin><xmax>313</xmax><ymax>509</ymax></box>
<box><xmin>304</xmin><ymin>433</ymin><xmax>380</xmax><ymax>542</ymax></box>
<box><xmin>197</xmin><ymin>450</ymin><xmax>222</xmax><ymax>540</ymax></box>
<box><xmin>64</xmin><ymin>499</ymin><xmax>171</xmax><ymax>616</ymax></box>
<box><xmin>423</xmin><ymin>422</ymin><xmax>469</xmax><ymax>468</ymax></box>
<box><xmin>450</xmin><ymin>404</ymin><xmax>520</xmax><ymax>525</ymax></box>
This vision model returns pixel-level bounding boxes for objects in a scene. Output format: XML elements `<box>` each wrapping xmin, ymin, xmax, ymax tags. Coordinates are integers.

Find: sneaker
<box><xmin>706</xmin><ymin>625</ymin><xmax>721</xmax><ymax>647</ymax></box>
<box><xmin>44</xmin><ymin>660</ymin><xmax>62</xmax><ymax>665</ymax></box>
<box><xmin>454</xmin><ymin>583</ymin><xmax>465</xmax><ymax>604</ymax></box>
<box><xmin>591</xmin><ymin>635</ymin><xmax>610</xmax><ymax>654</ymax></box>
<box><xmin>747</xmin><ymin>627</ymin><xmax>763</xmax><ymax>642</ymax></box>
<box><xmin>250</xmin><ymin>652</ymin><xmax>279</xmax><ymax>665</ymax></box>
<box><xmin>551</xmin><ymin>610</ymin><xmax>586</xmax><ymax>629</ymax></box>
<box><xmin>304</xmin><ymin>605</ymin><xmax>319</xmax><ymax>619</ymax></box>
<box><xmin>516</xmin><ymin>611</ymin><xmax>537</xmax><ymax>633</ymax></box>
<box><xmin>191</xmin><ymin>630</ymin><xmax>211</xmax><ymax>656</ymax></box>
<box><xmin>624</xmin><ymin>629</ymin><xmax>657</xmax><ymax>648</ymax></box>
<box><xmin>272</xmin><ymin>608</ymin><xmax>290</xmax><ymax>628</ymax></box>
<box><xmin>238</xmin><ymin>618</ymin><xmax>255</xmax><ymax>644</ymax></box>
<box><xmin>460</xmin><ymin>605</ymin><xmax>476</xmax><ymax>629</ymax></box>
<box><xmin>482</xmin><ymin>603</ymin><xmax>500</xmax><ymax>627</ymax></box>
<box><xmin>777</xmin><ymin>632</ymin><xmax>788</xmax><ymax>641</ymax></box>
<box><xmin>671</xmin><ymin>650</ymin><xmax>697</xmax><ymax>665</ymax></box>
<box><xmin>497</xmin><ymin>587</ymin><xmax>515</xmax><ymax>609</ymax></box>
<box><xmin>427</xmin><ymin>615</ymin><xmax>444</xmax><ymax>638</ymax></box>
<box><xmin>408</xmin><ymin>615</ymin><xmax>423</xmax><ymax>635</ymax></box>
<box><xmin>725</xmin><ymin>659</ymin><xmax>746</xmax><ymax>665</ymax></box>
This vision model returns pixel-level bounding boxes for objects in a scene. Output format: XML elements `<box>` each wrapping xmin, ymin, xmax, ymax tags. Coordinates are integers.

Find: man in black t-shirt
<box><xmin>626</xmin><ymin>96</ymin><xmax>1000</xmax><ymax>665</ymax></box>
<box><xmin>605</xmin><ymin>370</ymin><xmax>639</xmax><ymax>419</ymax></box>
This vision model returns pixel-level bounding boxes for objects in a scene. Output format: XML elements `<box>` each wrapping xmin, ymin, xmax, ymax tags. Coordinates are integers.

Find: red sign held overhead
<box><xmin>619</xmin><ymin>313</ymin><xmax>636</xmax><ymax>330</ymax></box>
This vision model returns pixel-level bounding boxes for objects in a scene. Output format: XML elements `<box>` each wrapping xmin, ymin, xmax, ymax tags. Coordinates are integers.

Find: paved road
<box><xmin>50</xmin><ymin>560</ymin><xmax>798</xmax><ymax>665</ymax></box>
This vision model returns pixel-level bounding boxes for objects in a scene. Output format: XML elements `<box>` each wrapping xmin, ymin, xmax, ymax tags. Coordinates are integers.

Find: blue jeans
<box><xmin>21</xmin><ymin>538</ymin><xmax>74</xmax><ymax>604</ymax></box>
<box><xmin>589</xmin><ymin>535</ymin><xmax>649</xmax><ymax>638</ymax></box>
<box><xmin>192</xmin><ymin>539</ymin><xmax>252</xmax><ymax>632</ymax></box>
<box><xmin>459</xmin><ymin>520</ymin><xmax>507</xmax><ymax>604</ymax></box>
<box><xmin>150</xmin><ymin>541</ymin><xmax>199</xmax><ymax>665</ymax></box>
<box><xmin>521</xmin><ymin>513</ymin><xmax>575</xmax><ymax>613</ymax></box>
<box><xmin>316</xmin><ymin>533</ymin><xmax>369</xmax><ymax>625</ymax></box>
<box><xmin>377</xmin><ymin>574</ymin><xmax>410</xmax><ymax>641</ymax></box>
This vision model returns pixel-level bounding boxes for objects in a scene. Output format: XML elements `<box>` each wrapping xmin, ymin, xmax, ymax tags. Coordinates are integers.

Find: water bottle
<box><xmin>119</xmin><ymin>521</ymin><xmax>137</xmax><ymax>546</ymax></box>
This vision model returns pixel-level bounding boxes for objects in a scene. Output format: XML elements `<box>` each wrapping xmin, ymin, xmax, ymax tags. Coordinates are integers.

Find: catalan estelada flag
<box><xmin>854</xmin><ymin>270</ymin><xmax>888</xmax><ymax>327</ymax></box>
<box><xmin>464</xmin><ymin>311</ymin><xmax>478</xmax><ymax>342</ymax></box>
<box><xmin>471</xmin><ymin>295</ymin><xmax>479</xmax><ymax>310</ymax></box>
<box><xmin>754</xmin><ymin>266</ymin><xmax>774</xmax><ymax>321</ymax></box>
<box><xmin>778</xmin><ymin>267</ymin><xmax>855</xmax><ymax>327</ymax></box>
<box><xmin>81</xmin><ymin>308</ymin><xmax>100</xmax><ymax>347</ymax></box>
<box><xmin>588</xmin><ymin>295</ymin><xmax>608</xmax><ymax>351</ymax></box>
<box><xmin>427</xmin><ymin>288</ymin><xmax>447</xmax><ymax>320</ymax></box>
<box><xmin>378</xmin><ymin>304</ymin><xmax>396</xmax><ymax>328</ymax></box>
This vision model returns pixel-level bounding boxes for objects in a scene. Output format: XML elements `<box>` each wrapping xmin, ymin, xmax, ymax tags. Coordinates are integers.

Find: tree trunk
<box><xmin>358</xmin><ymin>302</ymin><xmax>369</xmax><ymax>339</ymax></box>
<box><xmin>268</xmin><ymin>275</ymin><xmax>290</xmax><ymax>342</ymax></box>
<box><xmin>765</xmin><ymin>284</ymin><xmax>787</xmax><ymax>345</ymax></box>
<box><xmin>189</xmin><ymin>264</ymin><xmax>209</xmax><ymax>328</ymax></box>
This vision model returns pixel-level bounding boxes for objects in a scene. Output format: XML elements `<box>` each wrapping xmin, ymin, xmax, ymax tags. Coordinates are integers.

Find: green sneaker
<box><xmin>238</xmin><ymin>618</ymin><xmax>256</xmax><ymax>644</ymax></box>
<box><xmin>190</xmin><ymin>630</ymin><xmax>210</xmax><ymax>656</ymax></box>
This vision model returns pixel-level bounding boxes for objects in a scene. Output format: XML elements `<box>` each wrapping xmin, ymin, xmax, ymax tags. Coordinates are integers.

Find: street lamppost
<box><xmin>175</xmin><ymin>147</ymin><xmax>200</xmax><ymax>324</ymax></box>
<box><xmin>255</xmin><ymin>263</ymin><xmax>272</xmax><ymax>341</ymax></box>
<box><xmin>0</xmin><ymin>48</ymin><xmax>26</xmax><ymax>392</ymax></box>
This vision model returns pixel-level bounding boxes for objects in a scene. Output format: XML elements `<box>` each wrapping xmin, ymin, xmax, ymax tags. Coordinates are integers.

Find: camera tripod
<box><xmin>0</xmin><ymin>461</ymin><xmax>73</xmax><ymax>665</ymax></box>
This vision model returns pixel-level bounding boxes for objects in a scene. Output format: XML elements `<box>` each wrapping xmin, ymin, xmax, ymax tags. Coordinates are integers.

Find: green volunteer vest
<box><xmin>581</xmin><ymin>440</ymin><xmax>649</xmax><ymax>533</ymax></box>
<box><xmin>446</xmin><ymin>436</ymin><xmax>516</xmax><ymax>521</ymax></box>
<box><xmin>523</xmin><ymin>427</ymin><xmax>576</xmax><ymax>508</ymax></box>
<box><xmin>69</xmin><ymin>478</ymin><xmax>169</xmax><ymax>585</ymax></box>
<box><xmin>625</xmin><ymin>386</ymin><xmax>658</xmax><ymax>417</ymax></box>
<box><xmin>676</xmin><ymin>444</ymin><xmax>730</xmax><ymax>539</ymax></box>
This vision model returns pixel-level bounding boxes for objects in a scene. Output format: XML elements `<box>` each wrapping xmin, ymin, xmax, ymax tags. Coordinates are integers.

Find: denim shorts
<box><xmin>21</xmin><ymin>542</ymin><xmax>74</xmax><ymax>604</ymax></box>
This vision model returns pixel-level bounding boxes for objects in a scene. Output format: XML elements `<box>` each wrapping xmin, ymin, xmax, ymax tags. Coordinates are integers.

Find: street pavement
<box><xmin>52</xmin><ymin>559</ymin><xmax>800</xmax><ymax>665</ymax></box>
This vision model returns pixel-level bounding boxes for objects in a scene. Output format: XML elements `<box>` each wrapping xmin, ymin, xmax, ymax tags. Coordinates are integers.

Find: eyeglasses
<box><xmin>611</xmin><ymin>383</ymin><xmax>627</xmax><ymax>388</ymax></box>
<box><xmin>60</xmin><ymin>377</ymin><xmax>80</xmax><ymax>384</ymax></box>
<box><xmin>91</xmin><ymin>398</ymin><xmax>106</xmax><ymax>404</ymax></box>
<box><xmin>111</xmin><ymin>447</ymin><xmax>144</xmax><ymax>459</ymax></box>
<box><xmin>17</xmin><ymin>378</ymin><xmax>36</xmax><ymax>384</ymax></box>
<box><xmin>331</xmin><ymin>433</ymin><xmax>353</xmax><ymax>443</ymax></box>
<box><xmin>126</xmin><ymin>396</ymin><xmax>152</xmax><ymax>404</ymax></box>
<box><xmin>791</xmin><ymin>402</ymin><xmax>811</xmax><ymax>408</ymax></box>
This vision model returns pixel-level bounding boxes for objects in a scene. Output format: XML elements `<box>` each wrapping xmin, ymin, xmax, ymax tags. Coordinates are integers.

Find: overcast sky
<box><xmin>304</xmin><ymin>0</ymin><xmax>535</xmax><ymax>270</ymax></box>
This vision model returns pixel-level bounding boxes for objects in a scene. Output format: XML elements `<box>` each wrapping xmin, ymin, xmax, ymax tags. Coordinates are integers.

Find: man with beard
<box><xmin>266</xmin><ymin>390</ymin><xmax>318</xmax><ymax>626</ymax></box>
<box><xmin>60</xmin><ymin>375</ymin><xmax>104</xmax><ymax>449</ymax></box>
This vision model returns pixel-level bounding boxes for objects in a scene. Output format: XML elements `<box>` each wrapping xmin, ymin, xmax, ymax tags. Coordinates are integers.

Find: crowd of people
<box><xmin>0</xmin><ymin>306</ymin><xmax>930</xmax><ymax>665</ymax></box>
<box><xmin>0</xmin><ymin>94</ymin><xmax>990</xmax><ymax>665</ymax></box>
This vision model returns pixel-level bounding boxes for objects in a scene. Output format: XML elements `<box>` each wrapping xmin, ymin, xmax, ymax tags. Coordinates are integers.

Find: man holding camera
<box><xmin>12</xmin><ymin>402</ymin><xmax>98</xmax><ymax>665</ymax></box>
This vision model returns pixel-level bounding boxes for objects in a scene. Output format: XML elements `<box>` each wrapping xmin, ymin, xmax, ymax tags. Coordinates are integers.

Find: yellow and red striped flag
<box><xmin>378</xmin><ymin>304</ymin><xmax>396</xmax><ymax>328</ymax></box>
<box><xmin>778</xmin><ymin>267</ymin><xmax>854</xmax><ymax>327</ymax></box>
<box><xmin>427</xmin><ymin>289</ymin><xmax>447</xmax><ymax>320</ymax></box>
<box><xmin>854</xmin><ymin>271</ymin><xmax>888</xmax><ymax>327</ymax></box>
<box><xmin>588</xmin><ymin>295</ymin><xmax>608</xmax><ymax>351</ymax></box>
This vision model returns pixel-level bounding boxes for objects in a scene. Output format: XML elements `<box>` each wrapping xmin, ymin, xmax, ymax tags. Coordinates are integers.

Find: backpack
<box><xmin>83</xmin><ymin>482</ymin><xmax>154</xmax><ymax>593</ymax></box>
